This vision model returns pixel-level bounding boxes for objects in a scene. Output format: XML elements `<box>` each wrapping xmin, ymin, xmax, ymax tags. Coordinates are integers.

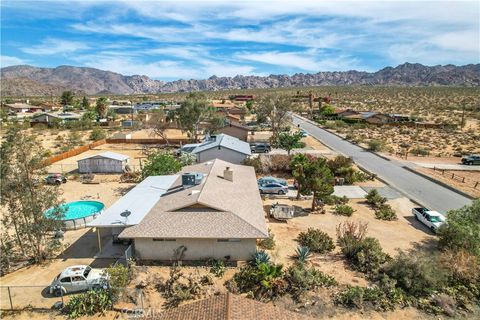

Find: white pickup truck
<box><xmin>412</xmin><ymin>207</ymin><xmax>446</xmax><ymax>233</ymax></box>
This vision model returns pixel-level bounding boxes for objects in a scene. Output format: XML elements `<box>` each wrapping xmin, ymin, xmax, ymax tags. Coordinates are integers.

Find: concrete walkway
<box><xmin>292</xmin><ymin>114</ymin><xmax>472</xmax><ymax>213</ymax></box>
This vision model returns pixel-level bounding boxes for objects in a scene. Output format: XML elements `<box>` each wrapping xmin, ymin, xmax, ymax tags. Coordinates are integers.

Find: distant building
<box><xmin>30</xmin><ymin>112</ymin><xmax>82</xmax><ymax>127</ymax></box>
<box><xmin>231</xmin><ymin>95</ymin><xmax>255</xmax><ymax>101</ymax></box>
<box><xmin>77</xmin><ymin>152</ymin><xmax>130</xmax><ymax>173</ymax></box>
<box><xmin>3</xmin><ymin>103</ymin><xmax>45</xmax><ymax>114</ymax></box>
<box><xmin>218</xmin><ymin>120</ymin><xmax>250</xmax><ymax>141</ymax></box>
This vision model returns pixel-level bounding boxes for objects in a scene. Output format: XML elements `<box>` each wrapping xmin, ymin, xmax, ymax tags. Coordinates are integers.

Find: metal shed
<box><xmin>77</xmin><ymin>152</ymin><xmax>129</xmax><ymax>173</ymax></box>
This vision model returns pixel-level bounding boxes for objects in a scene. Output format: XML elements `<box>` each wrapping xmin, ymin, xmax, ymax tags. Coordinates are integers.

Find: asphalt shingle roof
<box><xmin>119</xmin><ymin>159</ymin><xmax>268</xmax><ymax>239</ymax></box>
<box><xmin>78</xmin><ymin>151</ymin><xmax>129</xmax><ymax>162</ymax></box>
<box><xmin>192</xmin><ymin>134</ymin><xmax>251</xmax><ymax>156</ymax></box>
<box><xmin>151</xmin><ymin>293</ymin><xmax>314</xmax><ymax>320</ymax></box>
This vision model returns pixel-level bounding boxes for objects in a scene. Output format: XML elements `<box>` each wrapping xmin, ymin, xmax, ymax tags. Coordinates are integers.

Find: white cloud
<box><xmin>21</xmin><ymin>38</ymin><xmax>90</xmax><ymax>55</ymax></box>
<box><xmin>0</xmin><ymin>55</ymin><xmax>28</xmax><ymax>67</ymax></box>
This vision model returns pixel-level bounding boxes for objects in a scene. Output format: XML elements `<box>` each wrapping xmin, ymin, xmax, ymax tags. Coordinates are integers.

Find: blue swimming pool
<box><xmin>46</xmin><ymin>201</ymin><xmax>105</xmax><ymax>220</ymax></box>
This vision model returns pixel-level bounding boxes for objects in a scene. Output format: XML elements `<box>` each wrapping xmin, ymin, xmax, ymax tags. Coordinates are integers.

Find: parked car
<box><xmin>49</xmin><ymin>265</ymin><xmax>107</xmax><ymax>297</ymax></box>
<box><xmin>258</xmin><ymin>176</ymin><xmax>288</xmax><ymax>186</ymax></box>
<box><xmin>259</xmin><ymin>183</ymin><xmax>289</xmax><ymax>195</ymax></box>
<box><xmin>251</xmin><ymin>142</ymin><xmax>271</xmax><ymax>153</ymax></box>
<box><xmin>461</xmin><ymin>154</ymin><xmax>480</xmax><ymax>165</ymax></box>
<box><xmin>298</xmin><ymin>129</ymin><xmax>308</xmax><ymax>137</ymax></box>
<box><xmin>412</xmin><ymin>207</ymin><xmax>446</xmax><ymax>233</ymax></box>
<box><xmin>45</xmin><ymin>173</ymin><xmax>67</xmax><ymax>185</ymax></box>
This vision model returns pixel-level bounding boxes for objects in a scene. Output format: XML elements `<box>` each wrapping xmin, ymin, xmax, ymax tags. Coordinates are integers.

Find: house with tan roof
<box><xmin>90</xmin><ymin>159</ymin><xmax>268</xmax><ymax>261</ymax></box>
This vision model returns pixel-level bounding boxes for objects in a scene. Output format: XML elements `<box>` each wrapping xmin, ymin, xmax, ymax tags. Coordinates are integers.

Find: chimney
<box><xmin>224</xmin><ymin>167</ymin><xmax>233</xmax><ymax>182</ymax></box>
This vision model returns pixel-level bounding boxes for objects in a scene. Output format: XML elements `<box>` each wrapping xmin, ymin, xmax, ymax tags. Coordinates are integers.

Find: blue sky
<box><xmin>1</xmin><ymin>0</ymin><xmax>479</xmax><ymax>81</ymax></box>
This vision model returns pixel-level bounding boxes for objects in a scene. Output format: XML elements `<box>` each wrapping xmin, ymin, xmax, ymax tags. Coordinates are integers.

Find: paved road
<box><xmin>292</xmin><ymin>114</ymin><xmax>472</xmax><ymax>213</ymax></box>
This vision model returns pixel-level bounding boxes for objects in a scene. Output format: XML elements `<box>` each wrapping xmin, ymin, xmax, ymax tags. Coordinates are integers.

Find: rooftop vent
<box><xmin>224</xmin><ymin>167</ymin><xmax>233</xmax><ymax>182</ymax></box>
<box><xmin>182</xmin><ymin>172</ymin><xmax>204</xmax><ymax>188</ymax></box>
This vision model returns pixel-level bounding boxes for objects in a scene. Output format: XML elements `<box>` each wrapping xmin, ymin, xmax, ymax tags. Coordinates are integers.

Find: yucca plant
<box><xmin>295</xmin><ymin>246</ymin><xmax>312</xmax><ymax>263</ymax></box>
<box><xmin>251</xmin><ymin>250</ymin><xmax>271</xmax><ymax>266</ymax></box>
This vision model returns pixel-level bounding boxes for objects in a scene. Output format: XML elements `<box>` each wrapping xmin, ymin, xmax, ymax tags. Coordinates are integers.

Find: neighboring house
<box><xmin>4</xmin><ymin>103</ymin><xmax>45</xmax><ymax>113</ymax></box>
<box><xmin>109</xmin><ymin>105</ymin><xmax>135</xmax><ymax>114</ymax></box>
<box><xmin>231</xmin><ymin>95</ymin><xmax>255</xmax><ymax>102</ymax></box>
<box><xmin>30</xmin><ymin>112</ymin><xmax>81</xmax><ymax>127</ymax></box>
<box><xmin>119</xmin><ymin>159</ymin><xmax>268</xmax><ymax>261</ymax></box>
<box><xmin>218</xmin><ymin>120</ymin><xmax>250</xmax><ymax>141</ymax></box>
<box><xmin>77</xmin><ymin>152</ymin><xmax>129</xmax><ymax>173</ymax></box>
<box><xmin>364</xmin><ymin>113</ymin><xmax>392</xmax><ymax>124</ymax></box>
<box><xmin>183</xmin><ymin>134</ymin><xmax>251</xmax><ymax>164</ymax></box>
<box><xmin>153</xmin><ymin>293</ymin><xmax>313</xmax><ymax>320</ymax></box>
<box><xmin>336</xmin><ymin>109</ymin><xmax>360</xmax><ymax>118</ymax></box>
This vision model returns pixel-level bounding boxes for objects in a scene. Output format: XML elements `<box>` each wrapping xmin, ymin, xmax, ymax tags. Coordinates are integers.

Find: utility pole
<box><xmin>460</xmin><ymin>103</ymin><xmax>466</xmax><ymax>130</ymax></box>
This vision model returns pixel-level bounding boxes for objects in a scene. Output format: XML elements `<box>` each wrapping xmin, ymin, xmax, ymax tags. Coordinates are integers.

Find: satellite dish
<box><xmin>120</xmin><ymin>210</ymin><xmax>131</xmax><ymax>218</ymax></box>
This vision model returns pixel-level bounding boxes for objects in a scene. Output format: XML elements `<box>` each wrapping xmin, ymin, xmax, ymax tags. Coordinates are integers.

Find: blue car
<box><xmin>257</xmin><ymin>176</ymin><xmax>288</xmax><ymax>186</ymax></box>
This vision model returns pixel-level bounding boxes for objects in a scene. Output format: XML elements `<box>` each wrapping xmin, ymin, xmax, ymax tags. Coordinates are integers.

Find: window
<box><xmin>217</xmin><ymin>239</ymin><xmax>241</xmax><ymax>243</ymax></box>
<box><xmin>153</xmin><ymin>238</ymin><xmax>176</xmax><ymax>242</ymax></box>
<box><xmin>71</xmin><ymin>276</ymin><xmax>85</xmax><ymax>282</ymax></box>
<box><xmin>60</xmin><ymin>277</ymin><xmax>71</xmax><ymax>283</ymax></box>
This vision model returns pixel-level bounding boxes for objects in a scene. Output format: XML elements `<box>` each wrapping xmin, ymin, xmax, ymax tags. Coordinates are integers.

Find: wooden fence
<box><xmin>44</xmin><ymin>139</ymin><xmax>107</xmax><ymax>165</ymax></box>
<box><xmin>433</xmin><ymin>167</ymin><xmax>480</xmax><ymax>189</ymax></box>
<box><xmin>105</xmin><ymin>138</ymin><xmax>190</xmax><ymax>144</ymax></box>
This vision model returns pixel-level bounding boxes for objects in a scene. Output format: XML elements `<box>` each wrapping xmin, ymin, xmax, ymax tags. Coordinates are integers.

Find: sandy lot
<box><xmin>264</xmin><ymin>197</ymin><xmax>436</xmax><ymax>285</ymax></box>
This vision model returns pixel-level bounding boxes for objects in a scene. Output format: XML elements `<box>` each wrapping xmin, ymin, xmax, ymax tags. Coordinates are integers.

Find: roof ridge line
<box><xmin>196</xmin><ymin>158</ymin><xmax>220</xmax><ymax>204</ymax></box>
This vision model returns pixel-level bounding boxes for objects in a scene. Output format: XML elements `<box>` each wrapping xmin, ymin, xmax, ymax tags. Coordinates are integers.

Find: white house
<box><xmin>77</xmin><ymin>152</ymin><xmax>129</xmax><ymax>173</ymax></box>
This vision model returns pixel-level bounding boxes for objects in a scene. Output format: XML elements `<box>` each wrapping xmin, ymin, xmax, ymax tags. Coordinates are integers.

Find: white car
<box><xmin>412</xmin><ymin>207</ymin><xmax>446</xmax><ymax>233</ymax></box>
<box><xmin>49</xmin><ymin>265</ymin><xmax>107</xmax><ymax>296</ymax></box>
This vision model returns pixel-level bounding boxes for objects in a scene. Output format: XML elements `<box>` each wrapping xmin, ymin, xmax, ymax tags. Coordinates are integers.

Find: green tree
<box><xmin>142</xmin><ymin>151</ymin><xmax>182</xmax><ymax>178</ymax></box>
<box><xmin>277</xmin><ymin>131</ymin><xmax>305</xmax><ymax>155</ymax></box>
<box><xmin>438</xmin><ymin>199</ymin><xmax>480</xmax><ymax>259</ymax></box>
<box><xmin>89</xmin><ymin>128</ymin><xmax>106</xmax><ymax>141</ymax></box>
<box><xmin>204</xmin><ymin>113</ymin><xmax>226</xmax><ymax>135</ymax></box>
<box><xmin>291</xmin><ymin>155</ymin><xmax>334</xmax><ymax>209</ymax></box>
<box><xmin>256</xmin><ymin>95</ymin><xmax>297</xmax><ymax>141</ymax></box>
<box><xmin>176</xmin><ymin>92</ymin><xmax>215</xmax><ymax>142</ymax></box>
<box><xmin>82</xmin><ymin>110</ymin><xmax>98</xmax><ymax>122</ymax></box>
<box><xmin>95</xmin><ymin>97</ymin><xmax>109</xmax><ymax>119</ymax></box>
<box><xmin>320</xmin><ymin>104</ymin><xmax>335</xmax><ymax>115</ymax></box>
<box><xmin>0</xmin><ymin>128</ymin><xmax>64</xmax><ymax>267</ymax></box>
<box><xmin>147</xmin><ymin>109</ymin><xmax>175</xmax><ymax>145</ymax></box>
<box><xmin>81</xmin><ymin>96</ymin><xmax>90</xmax><ymax>109</ymax></box>
<box><xmin>60</xmin><ymin>90</ymin><xmax>74</xmax><ymax>107</ymax></box>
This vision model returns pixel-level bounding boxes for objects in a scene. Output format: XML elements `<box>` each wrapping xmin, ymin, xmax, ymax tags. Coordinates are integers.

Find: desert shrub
<box><xmin>208</xmin><ymin>259</ymin><xmax>226</xmax><ymax>277</ymax></box>
<box><xmin>141</xmin><ymin>151</ymin><xmax>182</xmax><ymax>177</ymax></box>
<box><xmin>367</xmin><ymin>139</ymin><xmax>385</xmax><ymax>152</ymax></box>
<box><xmin>365</xmin><ymin>189</ymin><xmax>387</xmax><ymax>208</ymax></box>
<box><xmin>334</xmin><ymin>204</ymin><xmax>355</xmax><ymax>216</ymax></box>
<box><xmin>229</xmin><ymin>263</ymin><xmax>287</xmax><ymax>301</ymax></box>
<box><xmin>269</xmin><ymin>154</ymin><xmax>292</xmax><ymax>172</ymax></box>
<box><xmin>89</xmin><ymin>128</ymin><xmax>106</xmax><ymax>141</ymax></box>
<box><xmin>62</xmin><ymin>289</ymin><xmax>112</xmax><ymax>319</ymax></box>
<box><xmin>285</xmin><ymin>262</ymin><xmax>336</xmax><ymax>300</ymax></box>
<box><xmin>410</xmin><ymin>147</ymin><xmax>430</xmax><ymax>156</ymax></box>
<box><xmin>336</xmin><ymin>220</ymin><xmax>368</xmax><ymax>248</ymax></box>
<box><xmin>258</xmin><ymin>229</ymin><xmax>276</xmax><ymax>250</ymax></box>
<box><xmin>322</xmin><ymin>194</ymin><xmax>348</xmax><ymax>205</ymax></box>
<box><xmin>105</xmin><ymin>263</ymin><xmax>130</xmax><ymax>299</ymax></box>
<box><xmin>327</xmin><ymin>155</ymin><xmax>353</xmax><ymax>173</ymax></box>
<box><xmin>295</xmin><ymin>246</ymin><xmax>312</xmax><ymax>264</ymax></box>
<box><xmin>343</xmin><ymin>237</ymin><xmax>390</xmax><ymax>274</ymax></box>
<box><xmin>296</xmin><ymin>228</ymin><xmax>335</xmax><ymax>254</ymax></box>
<box><xmin>437</xmin><ymin>199</ymin><xmax>480</xmax><ymax>259</ymax></box>
<box><xmin>251</xmin><ymin>250</ymin><xmax>271</xmax><ymax>266</ymax></box>
<box><xmin>335</xmin><ymin>285</ymin><xmax>399</xmax><ymax>311</ymax></box>
<box><xmin>382</xmin><ymin>251</ymin><xmax>448</xmax><ymax>297</ymax></box>
<box><xmin>439</xmin><ymin>249</ymin><xmax>480</xmax><ymax>286</ymax></box>
<box><xmin>242</xmin><ymin>156</ymin><xmax>262</xmax><ymax>173</ymax></box>
<box><xmin>374</xmin><ymin>204</ymin><xmax>397</xmax><ymax>221</ymax></box>
<box><xmin>157</xmin><ymin>267</ymin><xmax>205</xmax><ymax>308</ymax></box>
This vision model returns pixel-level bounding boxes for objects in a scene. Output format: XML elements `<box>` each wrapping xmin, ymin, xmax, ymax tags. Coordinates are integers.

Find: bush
<box><xmin>296</xmin><ymin>228</ymin><xmax>335</xmax><ymax>254</ymax></box>
<box><xmin>105</xmin><ymin>263</ymin><xmax>129</xmax><ymax>299</ymax></box>
<box><xmin>295</xmin><ymin>246</ymin><xmax>312</xmax><ymax>264</ymax></box>
<box><xmin>437</xmin><ymin>199</ymin><xmax>480</xmax><ymax>259</ymax></box>
<box><xmin>335</xmin><ymin>285</ymin><xmax>398</xmax><ymax>311</ymax></box>
<box><xmin>382</xmin><ymin>251</ymin><xmax>447</xmax><ymax>297</ymax></box>
<box><xmin>365</xmin><ymin>189</ymin><xmax>387</xmax><ymax>208</ymax></box>
<box><xmin>374</xmin><ymin>204</ymin><xmax>397</xmax><ymax>221</ymax></box>
<box><xmin>322</xmin><ymin>195</ymin><xmax>348</xmax><ymax>205</ymax></box>
<box><xmin>89</xmin><ymin>128</ymin><xmax>106</xmax><ymax>141</ymax></box>
<box><xmin>334</xmin><ymin>204</ymin><xmax>355</xmax><ymax>216</ymax></box>
<box><xmin>336</xmin><ymin>220</ymin><xmax>368</xmax><ymax>249</ymax></box>
<box><xmin>342</xmin><ymin>237</ymin><xmax>390</xmax><ymax>274</ymax></box>
<box><xmin>63</xmin><ymin>289</ymin><xmax>112</xmax><ymax>319</ymax></box>
<box><xmin>285</xmin><ymin>262</ymin><xmax>336</xmax><ymax>300</ymax></box>
<box><xmin>258</xmin><ymin>229</ymin><xmax>276</xmax><ymax>250</ymax></box>
<box><xmin>142</xmin><ymin>151</ymin><xmax>182</xmax><ymax>177</ymax></box>
<box><xmin>251</xmin><ymin>250</ymin><xmax>271</xmax><ymax>266</ymax></box>
<box><xmin>208</xmin><ymin>259</ymin><xmax>226</xmax><ymax>278</ymax></box>
<box><xmin>367</xmin><ymin>139</ymin><xmax>385</xmax><ymax>152</ymax></box>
